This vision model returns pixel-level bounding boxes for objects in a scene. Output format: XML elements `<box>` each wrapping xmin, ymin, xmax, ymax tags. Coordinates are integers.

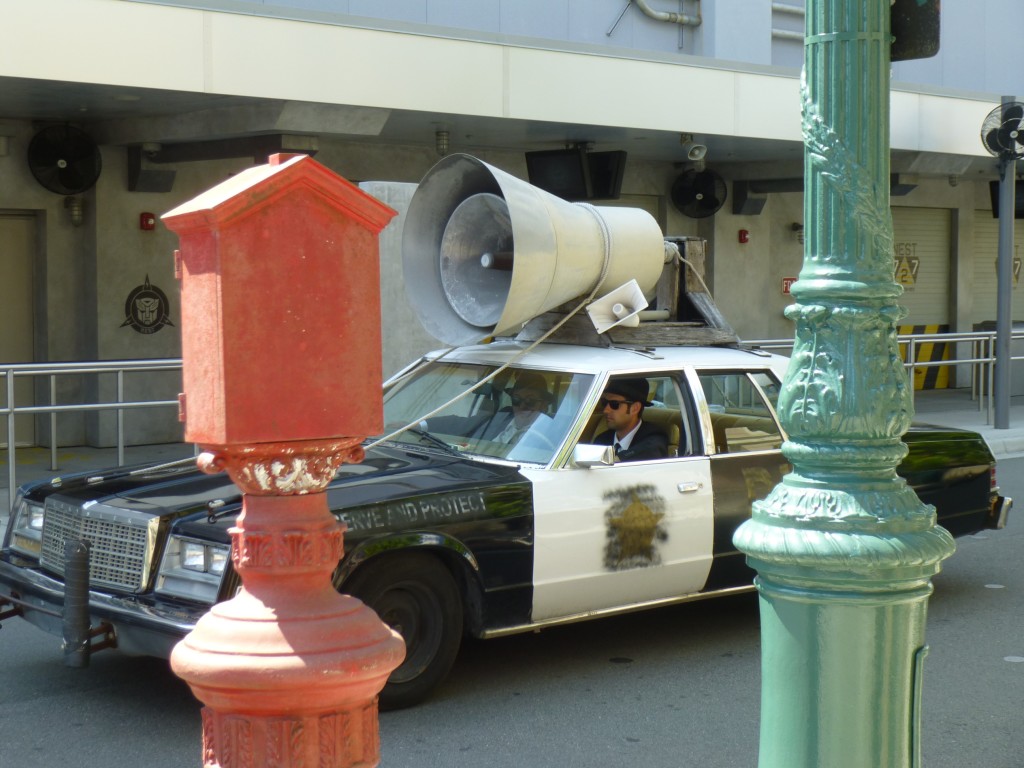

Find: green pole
<box><xmin>733</xmin><ymin>3</ymin><xmax>956</xmax><ymax>767</ymax></box>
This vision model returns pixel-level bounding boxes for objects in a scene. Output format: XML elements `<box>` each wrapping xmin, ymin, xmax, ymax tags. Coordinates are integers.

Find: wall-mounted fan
<box><xmin>982</xmin><ymin>101</ymin><xmax>1024</xmax><ymax>222</ymax></box>
<box><xmin>27</xmin><ymin>125</ymin><xmax>102</xmax><ymax>195</ymax></box>
<box><xmin>670</xmin><ymin>169</ymin><xmax>727</xmax><ymax>219</ymax></box>
<box><xmin>981</xmin><ymin>102</ymin><xmax>1024</xmax><ymax>159</ymax></box>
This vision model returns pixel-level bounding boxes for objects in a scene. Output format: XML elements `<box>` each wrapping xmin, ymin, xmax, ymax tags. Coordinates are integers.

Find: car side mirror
<box><xmin>572</xmin><ymin>443</ymin><xmax>616</xmax><ymax>468</ymax></box>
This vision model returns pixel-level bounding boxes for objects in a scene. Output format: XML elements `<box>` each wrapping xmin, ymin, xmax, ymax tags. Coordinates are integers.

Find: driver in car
<box><xmin>593</xmin><ymin>377</ymin><xmax>668</xmax><ymax>461</ymax></box>
<box><xmin>477</xmin><ymin>372</ymin><xmax>553</xmax><ymax>443</ymax></box>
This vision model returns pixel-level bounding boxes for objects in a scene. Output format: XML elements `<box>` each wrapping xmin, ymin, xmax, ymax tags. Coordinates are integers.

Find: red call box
<box><xmin>161</xmin><ymin>154</ymin><xmax>397</xmax><ymax>446</ymax></box>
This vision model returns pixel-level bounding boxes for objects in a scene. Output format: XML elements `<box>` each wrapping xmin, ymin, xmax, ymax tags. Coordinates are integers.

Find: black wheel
<box><xmin>343</xmin><ymin>553</ymin><xmax>464</xmax><ymax>710</ymax></box>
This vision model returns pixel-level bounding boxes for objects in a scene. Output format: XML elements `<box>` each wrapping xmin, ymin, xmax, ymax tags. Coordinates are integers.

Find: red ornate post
<box><xmin>162</xmin><ymin>154</ymin><xmax>405</xmax><ymax>768</ymax></box>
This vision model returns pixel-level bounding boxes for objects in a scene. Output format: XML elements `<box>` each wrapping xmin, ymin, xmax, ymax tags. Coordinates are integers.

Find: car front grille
<box><xmin>40</xmin><ymin>497</ymin><xmax>153</xmax><ymax>593</ymax></box>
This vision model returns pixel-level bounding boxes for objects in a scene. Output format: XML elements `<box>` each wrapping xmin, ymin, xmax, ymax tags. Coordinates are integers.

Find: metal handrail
<box><xmin>747</xmin><ymin>329</ymin><xmax>1024</xmax><ymax>422</ymax></box>
<box><xmin>1</xmin><ymin>359</ymin><xmax>182</xmax><ymax>499</ymax></box>
<box><xmin>2</xmin><ymin>331</ymin><xmax>1020</xmax><ymax>497</ymax></box>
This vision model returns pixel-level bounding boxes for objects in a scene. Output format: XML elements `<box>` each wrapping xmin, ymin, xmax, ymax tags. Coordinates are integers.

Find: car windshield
<box><xmin>381</xmin><ymin>361</ymin><xmax>595</xmax><ymax>464</ymax></box>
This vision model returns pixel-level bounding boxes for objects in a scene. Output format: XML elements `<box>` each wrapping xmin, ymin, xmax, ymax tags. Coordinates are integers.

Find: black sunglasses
<box><xmin>598</xmin><ymin>398</ymin><xmax>633</xmax><ymax>411</ymax></box>
<box><xmin>511</xmin><ymin>395</ymin><xmax>543</xmax><ymax>408</ymax></box>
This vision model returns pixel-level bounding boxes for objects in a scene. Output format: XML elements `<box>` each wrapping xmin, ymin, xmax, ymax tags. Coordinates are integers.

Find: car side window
<box><xmin>585</xmin><ymin>373</ymin><xmax>700</xmax><ymax>459</ymax></box>
<box><xmin>750</xmin><ymin>371</ymin><xmax>781</xmax><ymax>413</ymax></box>
<box><xmin>697</xmin><ymin>371</ymin><xmax>783</xmax><ymax>454</ymax></box>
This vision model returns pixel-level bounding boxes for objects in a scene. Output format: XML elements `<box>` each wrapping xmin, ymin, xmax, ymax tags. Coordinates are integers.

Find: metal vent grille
<box><xmin>40</xmin><ymin>498</ymin><xmax>151</xmax><ymax>593</ymax></box>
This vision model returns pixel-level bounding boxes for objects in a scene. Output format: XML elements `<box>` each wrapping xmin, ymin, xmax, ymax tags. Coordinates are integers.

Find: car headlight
<box><xmin>7</xmin><ymin>494</ymin><xmax>44</xmax><ymax>559</ymax></box>
<box><xmin>181</xmin><ymin>541</ymin><xmax>206</xmax><ymax>571</ymax></box>
<box><xmin>156</xmin><ymin>536</ymin><xmax>230</xmax><ymax>603</ymax></box>
<box><xmin>179</xmin><ymin>540</ymin><xmax>228</xmax><ymax>576</ymax></box>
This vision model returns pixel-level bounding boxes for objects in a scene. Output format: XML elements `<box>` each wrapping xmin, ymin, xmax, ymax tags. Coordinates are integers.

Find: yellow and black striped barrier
<box><xmin>898</xmin><ymin>324</ymin><xmax>950</xmax><ymax>389</ymax></box>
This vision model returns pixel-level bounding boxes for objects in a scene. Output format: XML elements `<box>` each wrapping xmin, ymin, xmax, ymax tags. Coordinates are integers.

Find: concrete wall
<box><xmin>2</xmin><ymin>118</ymin><xmax>702</xmax><ymax>446</ymax></box>
<box><xmin>705</xmin><ymin>189</ymin><xmax>803</xmax><ymax>342</ymax></box>
<box><xmin>1</xmin><ymin>121</ymin><xmax>98</xmax><ymax>445</ymax></box>
<box><xmin>133</xmin><ymin>0</ymin><xmax>1024</xmax><ymax>96</ymax></box>
<box><xmin>707</xmin><ymin>178</ymin><xmax>998</xmax><ymax>343</ymax></box>
<box><xmin>88</xmin><ymin>147</ymin><xmax>255</xmax><ymax>446</ymax></box>
<box><xmin>891</xmin><ymin>0</ymin><xmax>1020</xmax><ymax>95</ymax></box>
<box><xmin>706</xmin><ymin>0</ymin><xmax>773</xmax><ymax>64</ymax></box>
<box><xmin>4</xmin><ymin>105</ymin><xmax>1000</xmax><ymax>443</ymax></box>
<box><xmin>9</xmin><ymin>2</ymin><xmax>1001</xmax><ymax>163</ymax></box>
<box><xmin>137</xmin><ymin>0</ymin><xmax>691</xmax><ymax>56</ymax></box>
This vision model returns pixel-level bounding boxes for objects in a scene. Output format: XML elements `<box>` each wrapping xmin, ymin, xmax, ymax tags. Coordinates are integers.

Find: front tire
<box><xmin>344</xmin><ymin>553</ymin><xmax>464</xmax><ymax>710</ymax></box>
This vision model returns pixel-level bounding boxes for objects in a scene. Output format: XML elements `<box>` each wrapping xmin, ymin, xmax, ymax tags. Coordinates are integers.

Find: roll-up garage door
<box><xmin>893</xmin><ymin>207</ymin><xmax>950</xmax><ymax>325</ymax></box>
<box><xmin>971</xmin><ymin>212</ymin><xmax>1024</xmax><ymax>326</ymax></box>
<box><xmin>893</xmin><ymin>208</ymin><xmax>952</xmax><ymax>388</ymax></box>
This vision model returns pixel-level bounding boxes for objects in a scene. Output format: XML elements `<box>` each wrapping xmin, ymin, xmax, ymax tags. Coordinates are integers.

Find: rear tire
<box><xmin>344</xmin><ymin>553</ymin><xmax>464</xmax><ymax>710</ymax></box>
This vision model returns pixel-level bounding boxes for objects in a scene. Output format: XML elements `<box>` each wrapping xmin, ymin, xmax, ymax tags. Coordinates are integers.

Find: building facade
<box><xmin>1</xmin><ymin>0</ymin><xmax>1021</xmax><ymax>447</ymax></box>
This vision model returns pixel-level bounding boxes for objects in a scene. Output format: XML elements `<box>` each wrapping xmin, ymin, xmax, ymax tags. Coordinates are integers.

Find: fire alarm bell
<box><xmin>140</xmin><ymin>212</ymin><xmax>156</xmax><ymax>231</ymax></box>
<box><xmin>738</xmin><ymin>229</ymin><xmax>749</xmax><ymax>244</ymax></box>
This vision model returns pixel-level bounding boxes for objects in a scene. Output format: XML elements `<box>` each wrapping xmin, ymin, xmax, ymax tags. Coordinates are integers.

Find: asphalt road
<box><xmin>1</xmin><ymin>461</ymin><xmax>1021</xmax><ymax>768</ymax></box>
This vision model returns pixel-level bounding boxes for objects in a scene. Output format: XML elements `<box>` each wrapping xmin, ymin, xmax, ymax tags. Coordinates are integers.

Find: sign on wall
<box><xmin>893</xmin><ymin>244</ymin><xmax>920</xmax><ymax>288</ymax></box>
<box><xmin>121</xmin><ymin>274</ymin><xmax>174</xmax><ymax>334</ymax></box>
<box><xmin>991</xmin><ymin>256</ymin><xmax>1021</xmax><ymax>287</ymax></box>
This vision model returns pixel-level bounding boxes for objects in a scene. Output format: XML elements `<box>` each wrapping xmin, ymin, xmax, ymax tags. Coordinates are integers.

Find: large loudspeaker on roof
<box><xmin>402</xmin><ymin>154</ymin><xmax>665</xmax><ymax>346</ymax></box>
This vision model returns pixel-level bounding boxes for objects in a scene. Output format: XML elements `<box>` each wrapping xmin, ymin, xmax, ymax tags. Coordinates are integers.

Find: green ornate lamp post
<box><xmin>733</xmin><ymin>2</ymin><xmax>954</xmax><ymax>766</ymax></box>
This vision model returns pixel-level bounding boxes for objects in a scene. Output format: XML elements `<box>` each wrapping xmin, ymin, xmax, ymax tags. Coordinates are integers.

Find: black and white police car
<box><xmin>0</xmin><ymin>155</ymin><xmax>1009</xmax><ymax>709</ymax></box>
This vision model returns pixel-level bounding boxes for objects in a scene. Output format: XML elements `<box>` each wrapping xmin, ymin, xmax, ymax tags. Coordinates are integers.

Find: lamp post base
<box><xmin>171</xmin><ymin>475</ymin><xmax>405</xmax><ymax>768</ymax></box>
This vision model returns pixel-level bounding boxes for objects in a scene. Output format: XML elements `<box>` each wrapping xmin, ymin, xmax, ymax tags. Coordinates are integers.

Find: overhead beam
<box><xmin>142</xmin><ymin>134</ymin><xmax>319</xmax><ymax>164</ymax></box>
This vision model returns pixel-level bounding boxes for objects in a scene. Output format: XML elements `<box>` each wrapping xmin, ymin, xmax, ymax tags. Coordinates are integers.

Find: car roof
<box><xmin>426</xmin><ymin>340</ymin><xmax>789</xmax><ymax>378</ymax></box>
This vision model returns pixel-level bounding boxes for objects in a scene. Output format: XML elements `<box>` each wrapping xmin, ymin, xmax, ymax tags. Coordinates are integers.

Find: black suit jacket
<box><xmin>594</xmin><ymin>420</ymin><xmax>669</xmax><ymax>462</ymax></box>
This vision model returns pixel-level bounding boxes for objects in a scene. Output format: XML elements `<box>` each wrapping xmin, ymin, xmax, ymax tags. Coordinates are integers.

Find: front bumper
<box><xmin>0</xmin><ymin>555</ymin><xmax>205</xmax><ymax>658</ymax></box>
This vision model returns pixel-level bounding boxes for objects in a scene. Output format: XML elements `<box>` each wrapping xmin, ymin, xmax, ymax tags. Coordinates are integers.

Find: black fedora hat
<box><xmin>603</xmin><ymin>377</ymin><xmax>651</xmax><ymax>406</ymax></box>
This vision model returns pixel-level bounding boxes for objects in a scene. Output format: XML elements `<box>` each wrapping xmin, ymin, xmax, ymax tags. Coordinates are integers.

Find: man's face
<box><xmin>600</xmin><ymin>393</ymin><xmax>639</xmax><ymax>434</ymax></box>
<box><xmin>511</xmin><ymin>387</ymin><xmax>545</xmax><ymax>427</ymax></box>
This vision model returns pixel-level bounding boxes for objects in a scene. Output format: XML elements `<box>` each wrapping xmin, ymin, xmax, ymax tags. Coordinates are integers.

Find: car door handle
<box><xmin>677</xmin><ymin>481</ymin><xmax>702</xmax><ymax>493</ymax></box>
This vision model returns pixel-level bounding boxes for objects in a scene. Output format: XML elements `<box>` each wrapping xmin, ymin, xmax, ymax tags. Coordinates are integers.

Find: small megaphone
<box><xmin>402</xmin><ymin>154</ymin><xmax>666</xmax><ymax>346</ymax></box>
<box><xmin>586</xmin><ymin>280</ymin><xmax>648</xmax><ymax>334</ymax></box>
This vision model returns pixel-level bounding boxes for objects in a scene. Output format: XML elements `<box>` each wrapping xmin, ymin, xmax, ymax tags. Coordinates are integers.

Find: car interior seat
<box><xmin>707</xmin><ymin>412</ymin><xmax>782</xmax><ymax>453</ymax></box>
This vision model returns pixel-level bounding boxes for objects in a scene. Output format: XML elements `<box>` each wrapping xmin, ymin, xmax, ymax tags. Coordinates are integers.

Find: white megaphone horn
<box><xmin>586</xmin><ymin>280</ymin><xmax>648</xmax><ymax>334</ymax></box>
<box><xmin>401</xmin><ymin>154</ymin><xmax>665</xmax><ymax>346</ymax></box>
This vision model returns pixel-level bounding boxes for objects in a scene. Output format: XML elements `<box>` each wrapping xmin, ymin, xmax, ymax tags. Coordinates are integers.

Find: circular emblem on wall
<box><xmin>121</xmin><ymin>274</ymin><xmax>174</xmax><ymax>334</ymax></box>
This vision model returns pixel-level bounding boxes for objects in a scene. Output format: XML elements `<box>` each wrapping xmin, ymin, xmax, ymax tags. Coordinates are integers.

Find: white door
<box><xmin>0</xmin><ymin>213</ymin><xmax>35</xmax><ymax>446</ymax></box>
<box><xmin>526</xmin><ymin>454</ymin><xmax>714</xmax><ymax>622</ymax></box>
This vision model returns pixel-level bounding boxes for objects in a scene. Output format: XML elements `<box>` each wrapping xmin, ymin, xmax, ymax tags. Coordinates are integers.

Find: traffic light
<box><xmin>891</xmin><ymin>0</ymin><xmax>940</xmax><ymax>61</ymax></box>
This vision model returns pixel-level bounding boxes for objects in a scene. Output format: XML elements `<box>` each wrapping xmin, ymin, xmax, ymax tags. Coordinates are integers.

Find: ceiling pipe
<box><xmin>772</xmin><ymin>1</ymin><xmax>805</xmax><ymax>41</ymax></box>
<box><xmin>635</xmin><ymin>0</ymin><xmax>702</xmax><ymax>26</ymax></box>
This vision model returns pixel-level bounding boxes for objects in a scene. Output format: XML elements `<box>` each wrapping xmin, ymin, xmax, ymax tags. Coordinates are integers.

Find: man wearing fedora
<box><xmin>593</xmin><ymin>377</ymin><xmax>669</xmax><ymax>462</ymax></box>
